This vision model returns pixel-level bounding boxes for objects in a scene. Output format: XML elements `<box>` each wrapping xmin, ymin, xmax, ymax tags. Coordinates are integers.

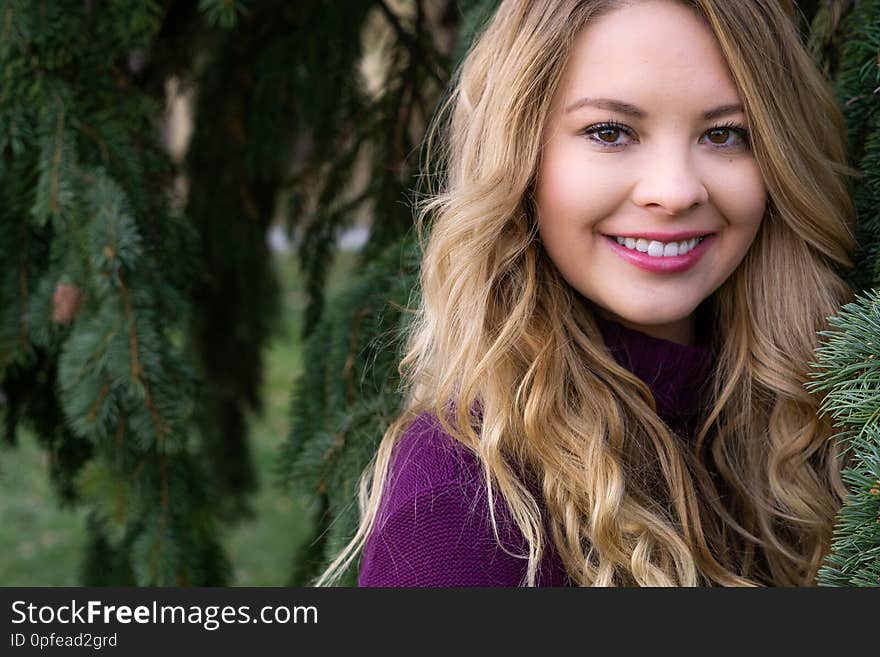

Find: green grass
<box><xmin>0</xmin><ymin>248</ymin><xmax>358</xmax><ymax>586</ymax></box>
<box><xmin>0</xmin><ymin>438</ymin><xmax>91</xmax><ymax>586</ymax></box>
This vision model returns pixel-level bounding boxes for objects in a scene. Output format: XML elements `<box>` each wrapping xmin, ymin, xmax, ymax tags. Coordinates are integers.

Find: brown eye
<box><xmin>597</xmin><ymin>127</ymin><xmax>622</xmax><ymax>143</ymax></box>
<box><xmin>707</xmin><ymin>128</ymin><xmax>731</xmax><ymax>145</ymax></box>
<box><xmin>582</xmin><ymin>121</ymin><xmax>634</xmax><ymax>149</ymax></box>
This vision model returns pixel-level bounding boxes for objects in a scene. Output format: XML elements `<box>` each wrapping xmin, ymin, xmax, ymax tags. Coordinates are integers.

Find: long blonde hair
<box><xmin>319</xmin><ymin>0</ymin><xmax>858</xmax><ymax>586</ymax></box>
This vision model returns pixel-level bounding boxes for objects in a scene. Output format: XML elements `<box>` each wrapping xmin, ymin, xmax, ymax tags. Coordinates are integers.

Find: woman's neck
<box><xmin>593</xmin><ymin>305</ymin><xmax>696</xmax><ymax>346</ymax></box>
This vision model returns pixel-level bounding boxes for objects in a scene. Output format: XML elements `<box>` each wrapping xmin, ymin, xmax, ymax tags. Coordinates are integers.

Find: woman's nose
<box><xmin>630</xmin><ymin>144</ymin><xmax>709</xmax><ymax>215</ymax></box>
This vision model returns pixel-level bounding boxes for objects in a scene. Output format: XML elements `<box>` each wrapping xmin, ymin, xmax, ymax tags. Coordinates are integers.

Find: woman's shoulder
<box><xmin>380</xmin><ymin>411</ymin><xmax>484</xmax><ymax>517</ymax></box>
<box><xmin>358</xmin><ymin>411</ymin><xmax>543</xmax><ymax>586</ymax></box>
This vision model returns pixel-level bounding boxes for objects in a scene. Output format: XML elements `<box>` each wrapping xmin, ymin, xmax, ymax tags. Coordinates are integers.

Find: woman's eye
<box><xmin>707</xmin><ymin>128</ymin><xmax>732</xmax><ymax>145</ymax></box>
<box><xmin>582</xmin><ymin>122</ymin><xmax>631</xmax><ymax>147</ymax></box>
<box><xmin>705</xmin><ymin>126</ymin><xmax>750</xmax><ymax>148</ymax></box>
<box><xmin>596</xmin><ymin>126</ymin><xmax>625</xmax><ymax>144</ymax></box>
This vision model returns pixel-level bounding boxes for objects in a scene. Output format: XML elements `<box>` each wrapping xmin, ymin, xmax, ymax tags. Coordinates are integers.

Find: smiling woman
<box><xmin>319</xmin><ymin>0</ymin><xmax>858</xmax><ymax>587</ymax></box>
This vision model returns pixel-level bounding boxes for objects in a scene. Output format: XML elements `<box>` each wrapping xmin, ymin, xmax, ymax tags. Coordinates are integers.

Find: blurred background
<box><xmin>1</xmin><ymin>0</ymin><xmax>877</xmax><ymax>587</ymax></box>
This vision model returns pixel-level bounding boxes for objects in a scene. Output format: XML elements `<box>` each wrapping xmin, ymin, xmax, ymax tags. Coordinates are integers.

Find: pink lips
<box><xmin>605</xmin><ymin>234</ymin><xmax>715</xmax><ymax>274</ymax></box>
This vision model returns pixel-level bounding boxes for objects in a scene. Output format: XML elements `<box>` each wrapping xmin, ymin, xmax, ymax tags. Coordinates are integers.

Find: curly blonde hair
<box><xmin>319</xmin><ymin>0</ymin><xmax>858</xmax><ymax>586</ymax></box>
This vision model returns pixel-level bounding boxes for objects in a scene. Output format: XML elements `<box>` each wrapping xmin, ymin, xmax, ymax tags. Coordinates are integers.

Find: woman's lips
<box><xmin>604</xmin><ymin>234</ymin><xmax>715</xmax><ymax>274</ymax></box>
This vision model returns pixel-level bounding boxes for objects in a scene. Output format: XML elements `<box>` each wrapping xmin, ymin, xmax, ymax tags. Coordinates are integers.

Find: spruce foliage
<box><xmin>0</xmin><ymin>1</ymin><xmax>227</xmax><ymax>584</ymax></box>
<box><xmin>817</xmin><ymin>0</ymin><xmax>880</xmax><ymax>293</ymax></box>
<box><xmin>807</xmin><ymin>290</ymin><xmax>880</xmax><ymax>586</ymax></box>
<box><xmin>1</xmin><ymin>0</ymin><xmax>459</xmax><ymax>584</ymax></box>
<box><xmin>807</xmin><ymin>0</ymin><xmax>880</xmax><ymax>586</ymax></box>
<box><xmin>282</xmin><ymin>236</ymin><xmax>421</xmax><ymax>586</ymax></box>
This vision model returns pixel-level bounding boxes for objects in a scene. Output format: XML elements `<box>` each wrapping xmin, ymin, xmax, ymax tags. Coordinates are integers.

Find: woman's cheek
<box><xmin>712</xmin><ymin>161</ymin><xmax>767</xmax><ymax>229</ymax></box>
<box><xmin>537</xmin><ymin>147</ymin><xmax>623</xmax><ymax>233</ymax></box>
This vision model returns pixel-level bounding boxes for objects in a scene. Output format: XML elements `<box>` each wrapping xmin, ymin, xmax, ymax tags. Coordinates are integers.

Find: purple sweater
<box><xmin>357</xmin><ymin>314</ymin><xmax>715</xmax><ymax>586</ymax></box>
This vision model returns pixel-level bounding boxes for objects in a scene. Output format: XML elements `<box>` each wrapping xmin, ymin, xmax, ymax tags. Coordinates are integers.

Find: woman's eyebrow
<box><xmin>564</xmin><ymin>97</ymin><xmax>744</xmax><ymax>121</ymax></box>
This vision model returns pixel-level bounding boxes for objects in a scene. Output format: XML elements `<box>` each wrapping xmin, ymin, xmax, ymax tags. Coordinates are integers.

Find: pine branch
<box><xmin>0</xmin><ymin>5</ymin><xmax>231</xmax><ymax>584</ymax></box>
<box><xmin>807</xmin><ymin>289</ymin><xmax>880</xmax><ymax>585</ymax></box>
<box><xmin>375</xmin><ymin>0</ymin><xmax>448</xmax><ymax>88</ymax></box>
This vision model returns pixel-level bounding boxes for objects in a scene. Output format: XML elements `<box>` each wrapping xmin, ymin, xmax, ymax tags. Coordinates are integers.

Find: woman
<box><xmin>321</xmin><ymin>0</ymin><xmax>857</xmax><ymax>586</ymax></box>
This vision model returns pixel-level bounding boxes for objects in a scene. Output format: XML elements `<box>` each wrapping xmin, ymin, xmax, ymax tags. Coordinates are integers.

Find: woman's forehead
<box><xmin>556</xmin><ymin>1</ymin><xmax>742</xmax><ymax>115</ymax></box>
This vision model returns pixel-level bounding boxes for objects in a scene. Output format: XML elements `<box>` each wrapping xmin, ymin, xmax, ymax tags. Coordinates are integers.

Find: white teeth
<box><xmin>647</xmin><ymin>241</ymin><xmax>665</xmax><ymax>257</ymax></box>
<box><xmin>613</xmin><ymin>235</ymin><xmax>705</xmax><ymax>257</ymax></box>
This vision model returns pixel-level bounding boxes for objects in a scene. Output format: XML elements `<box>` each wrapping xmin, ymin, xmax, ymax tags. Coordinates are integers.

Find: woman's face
<box><xmin>535</xmin><ymin>0</ymin><xmax>767</xmax><ymax>345</ymax></box>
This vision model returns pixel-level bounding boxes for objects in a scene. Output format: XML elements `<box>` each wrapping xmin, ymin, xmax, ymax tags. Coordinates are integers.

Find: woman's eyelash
<box><xmin>580</xmin><ymin>119</ymin><xmax>751</xmax><ymax>149</ymax></box>
<box><xmin>580</xmin><ymin>120</ymin><xmax>632</xmax><ymax>146</ymax></box>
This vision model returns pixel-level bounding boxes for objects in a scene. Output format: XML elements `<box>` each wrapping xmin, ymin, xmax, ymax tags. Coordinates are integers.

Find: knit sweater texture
<box><xmin>357</xmin><ymin>313</ymin><xmax>715</xmax><ymax>586</ymax></box>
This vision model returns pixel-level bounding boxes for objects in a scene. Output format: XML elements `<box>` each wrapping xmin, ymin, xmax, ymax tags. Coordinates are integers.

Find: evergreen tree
<box><xmin>0</xmin><ymin>0</ymin><xmax>455</xmax><ymax>584</ymax></box>
<box><xmin>807</xmin><ymin>0</ymin><xmax>880</xmax><ymax>586</ymax></box>
<box><xmin>0</xmin><ymin>0</ymin><xmax>227</xmax><ymax>584</ymax></box>
<box><xmin>808</xmin><ymin>290</ymin><xmax>880</xmax><ymax>586</ymax></box>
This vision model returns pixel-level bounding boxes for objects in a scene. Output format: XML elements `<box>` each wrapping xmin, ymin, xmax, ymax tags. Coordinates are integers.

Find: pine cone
<box><xmin>51</xmin><ymin>283</ymin><xmax>84</xmax><ymax>324</ymax></box>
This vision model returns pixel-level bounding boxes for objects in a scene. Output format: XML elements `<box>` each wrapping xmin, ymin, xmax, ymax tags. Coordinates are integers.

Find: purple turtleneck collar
<box><xmin>593</xmin><ymin>308</ymin><xmax>715</xmax><ymax>428</ymax></box>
